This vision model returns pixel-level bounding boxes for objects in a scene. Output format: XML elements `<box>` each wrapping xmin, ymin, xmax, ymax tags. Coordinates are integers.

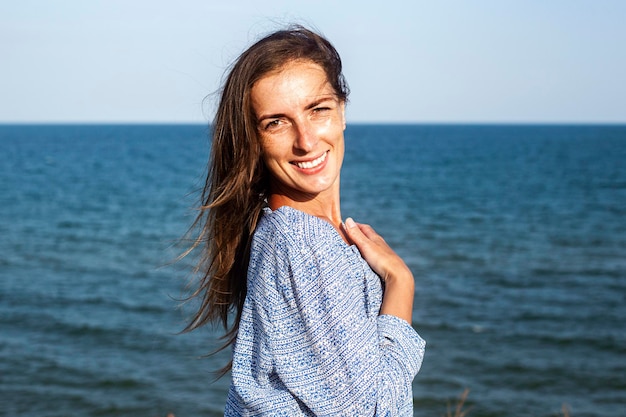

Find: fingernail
<box><xmin>345</xmin><ymin>218</ymin><xmax>356</xmax><ymax>229</ymax></box>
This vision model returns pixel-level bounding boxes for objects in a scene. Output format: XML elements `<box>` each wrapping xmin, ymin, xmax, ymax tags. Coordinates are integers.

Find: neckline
<box><xmin>266</xmin><ymin>205</ymin><xmax>354</xmax><ymax>248</ymax></box>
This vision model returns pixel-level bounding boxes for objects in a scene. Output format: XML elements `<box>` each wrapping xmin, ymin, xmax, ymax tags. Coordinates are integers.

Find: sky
<box><xmin>2</xmin><ymin>0</ymin><xmax>625</xmax><ymax>124</ymax></box>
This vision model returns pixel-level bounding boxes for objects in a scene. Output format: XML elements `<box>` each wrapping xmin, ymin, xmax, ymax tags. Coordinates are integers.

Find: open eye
<box><xmin>262</xmin><ymin>119</ymin><xmax>282</xmax><ymax>131</ymax></box>
<box><xmin>267</xmin><ymin>120</ymin><xmax>280</xmax><ymax>127</ymax></box>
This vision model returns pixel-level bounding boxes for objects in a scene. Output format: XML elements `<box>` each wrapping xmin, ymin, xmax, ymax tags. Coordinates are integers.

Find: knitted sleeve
<box><xmin>225</xmin><ymin>207</ymin><xmax>425</xmax><ymax>416</ymax></box>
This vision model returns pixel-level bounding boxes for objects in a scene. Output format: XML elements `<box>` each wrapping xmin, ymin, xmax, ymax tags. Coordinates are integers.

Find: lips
<box><xmin>293</xmin><ymin>151</ymin><xmax>328</xmax><ymax>169</ymax></box>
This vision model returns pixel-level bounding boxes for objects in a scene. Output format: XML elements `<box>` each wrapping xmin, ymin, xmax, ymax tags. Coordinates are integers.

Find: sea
<box><xmin>1</xmin><ymin>124</ymin><xmax>624</xmax><ymax>417</ymax></box>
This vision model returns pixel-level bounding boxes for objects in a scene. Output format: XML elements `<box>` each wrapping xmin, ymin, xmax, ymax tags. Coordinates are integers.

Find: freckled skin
<box><xmin>251</xmin><ymin>60</ymin><xmax>346</xmax><ymax>221</ymax></box>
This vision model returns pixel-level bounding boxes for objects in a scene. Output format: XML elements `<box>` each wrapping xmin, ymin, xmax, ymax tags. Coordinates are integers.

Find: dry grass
<box><xmin>561</xmin><ymin>404</ymin><xmax>571</xmax><ymax>417</ymax></box>
<box><xmin>445</xmin><ymin>388</ymin><xmax>471</xmax><ymax>417</ymax></box>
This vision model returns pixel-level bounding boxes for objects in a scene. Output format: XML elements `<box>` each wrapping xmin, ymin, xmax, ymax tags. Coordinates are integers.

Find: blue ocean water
<box><xmin>0</xmin><ymin>124</ymin><xmax>624</xmax><ymax>417</ymax></box>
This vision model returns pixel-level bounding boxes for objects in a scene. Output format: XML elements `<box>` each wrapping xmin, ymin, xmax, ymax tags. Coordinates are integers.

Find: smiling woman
<box><xmin>251</xmin><ymin>60</ymin><xmax>346</xmax><ymax>221</ymax></box>
<box><xmin>183</xmin><ymin>25</ymin><xmax>425</xmax><ymax>416</ymax></box>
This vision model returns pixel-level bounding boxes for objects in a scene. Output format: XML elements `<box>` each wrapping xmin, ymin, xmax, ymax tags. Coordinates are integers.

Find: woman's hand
<box><xmin>343</xmin><ymin>218</ymin><xmax>415</xmax><ymax>323</ymax></box>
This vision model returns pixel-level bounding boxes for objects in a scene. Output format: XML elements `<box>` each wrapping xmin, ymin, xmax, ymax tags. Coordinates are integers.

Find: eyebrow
<box><xmin>305</xmin><ymin>95</ymin><xmax>335</xmax><ymax>110</ymax></box>
<box><xmin>256</xmin><ymin>95</ymin><xmax>336</xmax><ymax>123</ymax></box>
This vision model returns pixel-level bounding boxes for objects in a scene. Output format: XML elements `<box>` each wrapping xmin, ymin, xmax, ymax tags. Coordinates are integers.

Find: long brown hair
<box><xmin>184</xmin><ymin>25</ymin><xmax>350</xmax><ymax>371</ymax></box>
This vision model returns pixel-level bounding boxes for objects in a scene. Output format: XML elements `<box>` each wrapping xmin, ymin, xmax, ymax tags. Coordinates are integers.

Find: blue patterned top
<box><xmin>225</xmin><ymin>206</ymin><xmax>426</xmax><ymax>416</ymax></box>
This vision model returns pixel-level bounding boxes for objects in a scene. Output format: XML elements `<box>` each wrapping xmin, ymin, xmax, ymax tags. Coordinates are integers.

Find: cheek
<box><xmin>316</xmin><ymin>113</ymin><xmax>343</xmax><ymax>136</ymax></box>
<box><xmin>260</xmin><ymin>137</ymin><xmax>287</xmax><ymax>165</ymax></box>
<box><xmin>259</xmin><ymin>136</ymin><xmax>276</xmax><ymax>157</ymax></box>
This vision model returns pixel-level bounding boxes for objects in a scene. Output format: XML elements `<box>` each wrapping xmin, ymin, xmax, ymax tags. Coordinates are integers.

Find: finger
<box><xmin>356</xmin><ymin>223</ymin><xmax>384</xmax><ymax>242</ymax></box>
<box><xmin>345</xmin><ymin>218</ymin><xmax>373</xmax><ymax>237</ymax></box>
<box><xmin>343</xmin><ymin>217</ymin><xmax>363</xmax><ymax>241</ymax></box>
<box><xmin>343</xmin><ymin>218</ymin><xmax>373</xmax><ymax>246</ymax></box>
<box><xmin>345</xmin><ymin>219</ymin><xmax>386</xmax><ymax>250</ymax></box>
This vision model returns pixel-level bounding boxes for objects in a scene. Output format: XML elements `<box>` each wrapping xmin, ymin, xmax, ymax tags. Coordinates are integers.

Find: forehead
<box><xmin>251</xmin><ymin>60</ymin><xmax>334</xmax><ymax>105</ymax></box>
<box><xmin>261</xmin><ymin>59</ymin><xmax>328</xmax><ymax>83</ymax></box>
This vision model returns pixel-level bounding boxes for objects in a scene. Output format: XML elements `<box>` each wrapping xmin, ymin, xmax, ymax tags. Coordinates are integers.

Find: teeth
<box><xmin>295</xmin><ymin>152</ymin><xmax>327</xmax><ymax>169</ymax></box>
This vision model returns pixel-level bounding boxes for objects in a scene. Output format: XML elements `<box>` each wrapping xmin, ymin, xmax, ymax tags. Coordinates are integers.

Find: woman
<box><xmin>186</xmin><ymin>26</ymin><xmax>425</xmax><ymax>415</ymax></box>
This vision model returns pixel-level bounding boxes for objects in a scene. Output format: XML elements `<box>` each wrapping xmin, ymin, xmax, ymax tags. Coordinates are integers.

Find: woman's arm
<box><xmin>228</xmin><ymin>209</ymin><xmax>424</xmax><ymax>416</ymax></box>
<box><xmin>343</xmin><ymin>217</ymin><xmax>415</xmax><ymax>323</ymax></box>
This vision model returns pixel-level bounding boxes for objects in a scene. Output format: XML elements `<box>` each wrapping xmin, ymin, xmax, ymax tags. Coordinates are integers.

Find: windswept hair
<box><xmin>183</xmin><ymin>25</ymin><xmax>349</xmax><ymax>374</ymax></box>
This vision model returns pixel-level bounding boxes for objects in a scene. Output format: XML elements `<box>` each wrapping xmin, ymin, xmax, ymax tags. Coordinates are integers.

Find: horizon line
<box><xmin>2</xmin><ymin>121</ymin><xmax>626</xmax><ymax>126</ymax></box>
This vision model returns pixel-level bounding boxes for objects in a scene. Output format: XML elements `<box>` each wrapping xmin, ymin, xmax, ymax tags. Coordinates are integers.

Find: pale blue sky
<box><xmin>2</xmin><ymin>0</ymin><xmax>625</xmax><ymax>123</ymax></box>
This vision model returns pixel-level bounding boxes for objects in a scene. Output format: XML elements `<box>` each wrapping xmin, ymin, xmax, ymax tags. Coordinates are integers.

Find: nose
<box><xmin>293</xmin><ymin>120</ymin><xmax>318</xmax><ymax>152</ymax></box>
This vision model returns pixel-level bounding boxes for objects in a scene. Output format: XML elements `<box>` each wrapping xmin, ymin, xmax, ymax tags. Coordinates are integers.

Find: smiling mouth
<box><xmin>293</xmin><ymin>151</ymin><xmax>328</xmax><ymax>169</ymax></box>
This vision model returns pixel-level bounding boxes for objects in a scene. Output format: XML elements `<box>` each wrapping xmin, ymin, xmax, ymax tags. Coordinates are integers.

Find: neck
<box><xmin>269</xmin><ymin>192</ymin><xmax>348</xmax><ymax>244</ymax></box>
<box><xmin>268</xmin><ymin>193</ymin><xmax>342</xmax><ymax>224</ymax></box>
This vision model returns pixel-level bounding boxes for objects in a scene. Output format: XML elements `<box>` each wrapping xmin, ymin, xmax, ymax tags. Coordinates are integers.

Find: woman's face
<box><xmin>251</xmin><ymin>59</ymin><xmax>346</xmax><ymax>204</ymax></box>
